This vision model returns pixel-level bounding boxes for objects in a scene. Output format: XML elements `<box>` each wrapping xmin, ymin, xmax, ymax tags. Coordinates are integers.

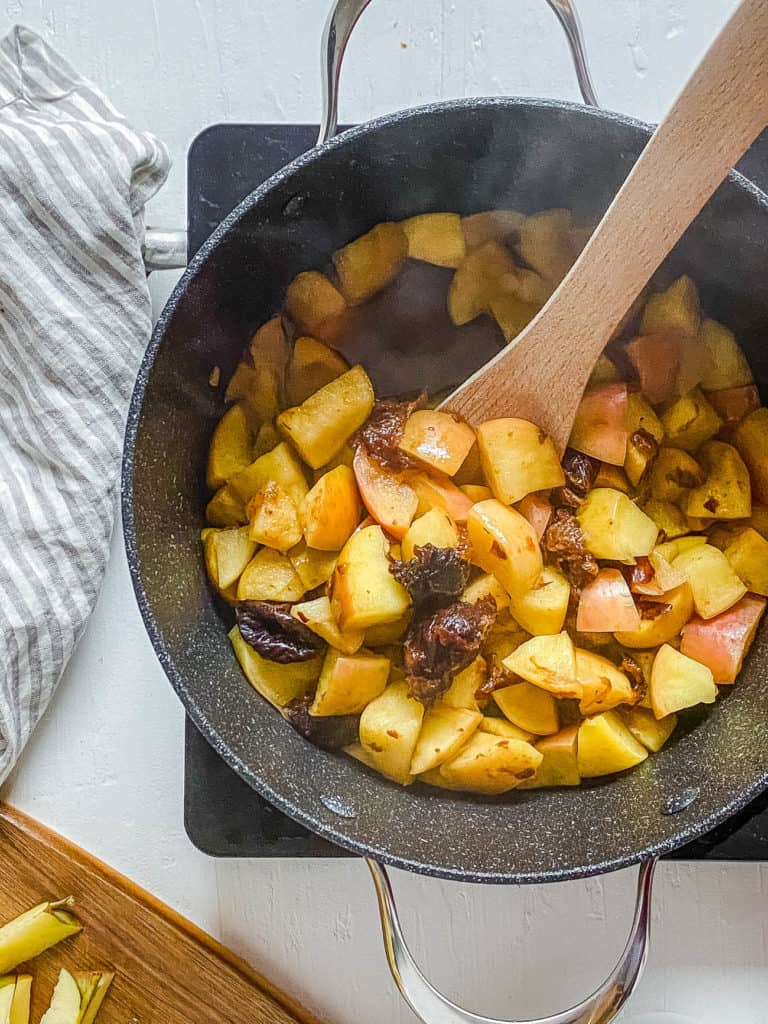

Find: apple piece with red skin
<box><xmin>625</xmin><ymin>331</ymin><xmax>706</xmax><ymax>405</ymax></box>
<box><xmin>706</xmin><ymin>384</ymin><xmax>760</xmax><ymax>424</ymax></box>
<box><xmin>569</xmin><ymin>383</ymin><xmax>629</xmax><ymax>466</ymax></box>
<box><xmin>411</xmin><ymin>472</ymin><xmax>475</xmax><ymax>523</ymax></box>
<box><xmin>515</xmin><ymin>491</ymin><xmax>553</xmax><ymax>540</ymax></box>
<box><xmin>680</xmin><ymin>594</ymin><xmax>766</xmax><ymax>683</ymax></box>
<box><xmin>576</xmin><ymin>568</ymin><xmax>641</xmax><ymax>633</ymax></box>
<box><xmin>352</xmin><ymin>448</ymin><xmax>417</xmax><ymax>539</ymax></box>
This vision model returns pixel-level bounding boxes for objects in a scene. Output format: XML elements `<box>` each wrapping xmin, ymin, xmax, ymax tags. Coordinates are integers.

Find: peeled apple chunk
<box><xmin>398</xmin><ymin>410</ymin><xmax>476</xmax><ymax>477</ymax></box>
<box><xmin>508</xmin><ymin>566</ymin><xmax>570</xmax><ymax>635</ymax></box>
<box><xmin>402</xmin><ymin>508</ymin><xmax>458</xmax><ymax>561</ymax></box>
<box><xmin>333</xmin><ymin>221</ymin><xmax>407</xmax><ymax>305</ymax></box>
<box><xmin>409</xmin><ymin>705</ymin><xmax>482</xmax><ymax>775</ymax></box>
<box><xmin>466</xmin><ymin>499</ymin><xmax>542</xmax><ymax>596</ymax></box>
<box><xmin>568</xmin><ymin>383</ymin><xmax>629</xmax><ymax>466</ymax></box>
<box><xmin>285</xmin><ymin>336</ymin><xmax>349</xmax><ymax>407</ymax></box>
<box><xmin>621</xmin><ymin>706</ymin><xmax>678</xmax><ymax>752</ymax></box>
<box><xmin>672</xmin><ymin>544</ymin><xmax>747</xmax><ymax>619</ymax></box>
<box><xmin>650</xmin><ymin>643</ymin><xmax>717</xmax><ymax>718</ymax></box>
<box><xmin>291</xmin><ymin>596</ymin><xmax>364</xmax><ymax>655</ymax></box>
<box><xmin>685</xmin><ymin>441</ymin><xmax>751</xmax><ymax>520</ymax></box>
<box><xmin>300</xmin><ymin>465</ymin><xmax>361</xmax><ymax>551</ymax></box>
<box><xmin>615</xmin><ymin>583</ymin><xmax>694</xmax><ymax>649</ymax></box>
<box><xmin>284</xmin><ymin>271</ymin><xmax>347</xmax><ymax>340</ymax></box>
<box><xmin>437</xmin><ymin>731</ymin><xmax>543</xmax><ymax>794</ymax></box>
<box><xmin>476</xmin><ymin>418</ymin><xmax>564</xmax><ymax>503</ymax></box>
<box><xmin>577</xmin><ymin>710</ymin><xmax>649</xmax><ymax>778</ymax></box>
<box><xmin>733</xmin><ymin>407</ymin><xmax>768</xmax><ymax>504</ymax></box>
<box><xmin>502</xmin><ymin>632</ymin><xmax>580</xmax><ymax>698</ymax></box>
<box><xmin>402</xmin><ymin>212</ymin><xmax>466</xmax><ymax>268</ymax></box>
<box><xmin>576</xmin><ymin>649</ymin><xmax>638</xmax><ymax>715</ymax></box>
<box><xmin>660</xmin><ymin>388</ymin><xmax>722</xmax><ymax>452</ymax></box>
<box><xmin>230</xmin><ymin>626</ymin><xmax>321</xmax><ymax>707</ymax></box>
<box><xmin>576</xmin><ymin>488</ymin><xmax>658</xmax><ymax>562</ymax></box>
<box><xmin>680</xmin><ymin>594</ymin><xmax>766</xmax><ymax>683</ymax></box>
<box><xmin>331</xmin><ymin>525</ymin><xmax>411</xmax><ymax>632</ymax></box>
<box><xmin>277</xmin><ymin>365</ymin><xmax>375</xmax><ymax>469</ymax></box>
<box><xmin>310</xmin><ymin>647</ymin><xmax>390</xmax><ymax>716</ymax></box>
<box><xmin>206</xmin><ymin>403</ymin><xmax>253</xmax><ymax>489</ymax></box>
<box><xmin>359</xmin><ymin>681</ymin><xmax>424</xmax><ymax>784</ymax></box>
<box><xmin>698</xmin><ymin>319</ymin><xmax>753</xmax><ymax>390</ymax></box>
<box><xmin>0</xmin><ymin>900</ymin><xmax>81</xmax><ymax>976</ymax></box>
<box><xmin>492</xmin><ymin>681</ymin><xmax>560</xmax><ymax>735</ymax></box>
<box><xmin>723</xmin><ymin>528</ymin><xmax>768</xmax><ymax>596</ymax></box>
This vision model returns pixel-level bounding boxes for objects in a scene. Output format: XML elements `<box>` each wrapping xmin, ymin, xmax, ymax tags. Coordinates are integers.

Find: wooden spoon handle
<box><xmin>446</xmin><ymin>0</ymin><xmax>768</xmax><ymax>446</ymax></box>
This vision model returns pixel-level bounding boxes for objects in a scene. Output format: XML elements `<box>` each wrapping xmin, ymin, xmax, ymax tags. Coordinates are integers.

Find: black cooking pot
<box><xmin>123</xmin><ymin>2</ymin><xmax>768</xmax><ymax>1021</ymax></box>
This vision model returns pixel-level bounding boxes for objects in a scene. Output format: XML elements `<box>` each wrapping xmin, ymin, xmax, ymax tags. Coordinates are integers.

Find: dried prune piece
<box><xmin>475</xmin><ymin>657</ymin><xmax>514</xmax><ymax>700</ymax></box>
<box><xmin>620</xmin><ymin>653</ymin><xmax>647</xmax><ymax>701</ymax></box>
<box><xmin>284</xmin><ymin>695</ymin><xmax>360</xmax><ymax>751</ymax></box>
<box><xmin>542</xmin><ymin>508</ymin><xmax>599</xmax><ymax>590</ymax></box>
<box><xmin>353</xmin><ymin>397</ymin><xmax>422</xmax><ymax>470</ymax></box>
<box><xmin>236</xmin><ymin>601</ymin><xmax>323</xmax><ymax>663</ymax></box>
<box><xmin>636</xmin><ymin>597</ymin><xmax>673</xmax><ymax>621</ymax></box>
<box><xmin>625</xmin><ymin>555</ymin><xmax>655</xmax><ymax>592</ymax></box>
<box><xmin>404</xmin><ymin>596</ymin><xmax>496</xmax><ymax>701</ymax></box>
<box><xmin>389</xmin><ymin>544</ymin><xmax>470</xmax><ymax>613</ymax></box>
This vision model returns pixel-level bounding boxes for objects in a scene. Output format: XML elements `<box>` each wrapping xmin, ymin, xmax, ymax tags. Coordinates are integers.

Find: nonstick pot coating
<box><xmin>123</xmin><ymin>98</ymin><xmax>768</xmax><ymax>883</ymax></box>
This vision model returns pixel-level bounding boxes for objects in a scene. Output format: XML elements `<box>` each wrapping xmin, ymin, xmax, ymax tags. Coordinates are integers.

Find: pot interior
<box><xmin>125</xmin><ymin>99</ymin><xmax>768</xmax><ymax>882</ymax></box>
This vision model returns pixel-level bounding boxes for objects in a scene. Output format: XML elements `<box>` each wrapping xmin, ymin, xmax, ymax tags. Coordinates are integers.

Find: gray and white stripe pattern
<box><xmin>0</xmin><ymin>27</ymin><xmax>169</xmax><ymax>784</ymax></box>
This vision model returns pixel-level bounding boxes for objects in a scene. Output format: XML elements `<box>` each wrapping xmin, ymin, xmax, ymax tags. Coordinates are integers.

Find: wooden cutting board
<box><xmin>0</xmin><ymin>803</ymin><xmax>323</xmax><ymax>1024</ymax></box>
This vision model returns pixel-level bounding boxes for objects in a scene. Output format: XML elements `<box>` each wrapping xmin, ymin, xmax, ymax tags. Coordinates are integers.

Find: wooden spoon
<box><xmin>442</xmin><ymin>0</ymin><xmax>768</xmax><ymax>451</ymax></box>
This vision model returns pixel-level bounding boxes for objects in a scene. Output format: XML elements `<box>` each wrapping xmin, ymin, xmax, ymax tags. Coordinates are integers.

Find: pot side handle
<box><xmin>366</xmin><ymin>857</ymin><xmax>656</xmax><ymax>1024</ymax></box>
<box><xmin>318</xmin><ymin>0</ymin><xmax>599</xmax><ymax>146</ymax></box>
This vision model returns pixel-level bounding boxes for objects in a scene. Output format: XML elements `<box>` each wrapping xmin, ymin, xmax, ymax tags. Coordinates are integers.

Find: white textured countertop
<box><xmin>4</xmin><ymin>1</ymin><xmax>768</xmax><ymax>1021</ymax></box>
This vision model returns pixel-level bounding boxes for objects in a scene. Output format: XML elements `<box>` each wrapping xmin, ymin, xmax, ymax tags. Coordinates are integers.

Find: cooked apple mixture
<box><xmin>202</xmin><ymin>209</ymin><xmax>767</xmax><ymax>794</ymax></box>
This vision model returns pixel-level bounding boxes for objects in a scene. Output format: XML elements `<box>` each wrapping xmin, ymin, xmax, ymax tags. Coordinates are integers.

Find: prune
<box><xmin>389</xmin><ymin>544</ymin><xmax>470</xmax><ymax>613</ymax></box>
<box><xmin>284</xmin><ymin>695</ymin><xmax>360</xmax><ymax>751</ymax></box>
<box><xmin>236</xmin><ymin>601</ymin><xmax>323</xmax><ymax>663</ymax></box>
<box><xmin>404</xmin><ymin>596</ymin><xmax>496</xmax><ymax>701</ymax></box>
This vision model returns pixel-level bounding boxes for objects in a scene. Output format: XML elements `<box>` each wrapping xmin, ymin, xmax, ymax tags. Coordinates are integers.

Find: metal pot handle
<box><xmin>366</xmin><ymin>857</ymin><xmax>657</xmax><ymax>1024</ymax></box>
<box><xmin>318</xmin><ymin>0</ymin><xmax>599</xmax><ymax>145</ymax></box>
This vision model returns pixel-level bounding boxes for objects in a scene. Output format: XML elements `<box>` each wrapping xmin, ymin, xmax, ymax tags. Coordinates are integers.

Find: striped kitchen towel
<box><xmin>0</xmin><ymin>27</ymin><xmax>170</xmax><ymax>784</ymax></box>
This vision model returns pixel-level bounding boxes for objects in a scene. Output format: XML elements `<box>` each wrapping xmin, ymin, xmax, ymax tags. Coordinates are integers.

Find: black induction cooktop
<box><xmin>183</xmin><ymin>121</ymin><xmax>768</xmax><ymax>860</ymax></box>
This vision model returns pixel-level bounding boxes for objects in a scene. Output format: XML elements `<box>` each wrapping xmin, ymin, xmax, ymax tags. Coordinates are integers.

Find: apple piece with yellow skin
<box><xmin>310</xmin><ymin>647</ymin><xmax>390</xmax><ymax>717</ymax></box>
<box><xmin>285</xmin><ymin>336</ymin><xmax>349</xmax><ymax>408</ymax></box>
<box><xmin>577</xmin><ymin>488</ymin><xmax>658</xmax><ymax>562</ymax></box>
<box><xmin>8</xmin><ymin>975</ymin><xmax>31</xmax><ymax>1024</ymax></box>
<box><xmin>402</xmin><ymin>212</ymin><xmax>466</xmax><ymax>267</ymax></box>
<box><xmin>206</xmin><ymin>403</ymin><xmax>253</xmax><ymax>489</ymax></box>
<box><xmin>401</xmin><ymin>508</ymin><xmax>458</xmax><ymax>561</ymax></box>
<box><xmin>514</xmin><ymin>492</ymin><xmax>553</xmax><ymax>539</ymax></box>
<box><xmin>331</xmin><ymin>525</ymin><xmax>411</xmax><ymax>632</ymax></box>
<box><xmin>641</xmin><ymin>274</ymin><xmax>701</xmax><ymax>337</ymax></box>
<box><xmin>577</xmin><ymin>710</ymin><xmax>649</xmax><ymax>778</ymax></box>
<box><xmin>409</xmin><ymin>705</ymin><xmax>483</xmax><ymax>775</ymax></box>
<box><xmin>647</xmin><ymin>447</ymin><xmax>703</xmax><ymax>504</ymax></box>
<box><xmin>40</xmin><ymin>969</ymin><xmax>81</xmax><ymax>1024</ymax></box>
<box><xmin>733</xmin><ymin>407</ymin><xmax>768</xmax><ymax>504</ymax></box>
<box><xmin>291</xmin><ymin>596</ymin><xmax>364</xmax><ymax>655</ymax></box>
<box><xmin>247</xmin><ymin>481</ymin><xmax>302</xmax><ymax>552</ymax></box>
<box><xmin>672</xmin><ymin>543</ymin><xmax>747</xmax><ymax>619</ymax></box>
<box><xmin>300</xmin><ymin>465</ymin><xmax>361</xmax><ymax>551</ymax></box>
<box><xmin>440</xmin><ymin>656</ymin><xmax>487</xmax><ymax>712</ymax></box>
<box><xmin>278</xmin><ymin>365</ymin><xmax>375</xmax><ymax>469</ymax></box>
<box><xmin>284</xmin><ymin>271</ymin><xmax>347</xmax><ymax>341</ymax></box>
<box><xmin>353</xmin><ymin>448</ymin><xmax>418</xmax><ymax>539</ymax></box>
<box><xmin>615</xmin><ymin>582</ymin><xmax>694</xmax><ymax>649</ymax></box>
<box><xmin>509</xmin><ymin>566</ymin><xmax>570</xmax><ymax>636</ymax></box>
<box><xmin>492</xmin><ymin>681</ymin><xmax>559</xmax><ymax>735</ymax></box>
<box><xmin>685</xmin><ymin>440</ymin><xmax>751</xmax><ymax>521</ymax></box>
<box><xmin>411</xmin><ymin>472</ymin><xmax>474</xmax><ymax>522</ymax></box>
<box><xmin>519</xmin><ymin>725</ymin><xmax>580</xmax><ymax>788</ymax></box>
<box><xmin>205</xmin><ymin>484</ymin><xmax>247</xmax><ymax>527</ymax></box>
<box><xmin>680</xmin><ymin>594</ymin><xmax>766</xmax><ymax>683</ymax></box>
<box><xmin>477</xmin><ymin>417</ymin><xmax>564</xmax><ymax>504</ymax></box>
<box><xmin>502</xmin><ymin>632</ymin><xmax>580</xmax><ymax>699</ymax></box>
<box><xmin>576</xmin><ymin>649</ymin><xmax>638</xmax><ymax>715</ymax></box>
<box><xmin>576</xmin><ymin>569</ymin><xmax>641</xmax><ymax>633</ymax></box>
<box><xmin>466</xmin><ymin>499</ymin><xmax>542</xmax><ymax>596</ymax></box>
<box><xmin>621</xmin><ymin>706</ymin><xmax>678</xmax><ymax>752</ymax></box>
<box><xmin>230</xmin><ymin>441</ymin><xmax>309</xmax><ymax>507</ymax></box>
<box><xmin>359</xmin><ymin>681</ymin><xmax>424</xmax><ymax>784</ymax></box>
<box><xmin>230</xmin><ymin>626</ymin><xmax>321</xmax><ymax>708</ymax></box>
<box><xmin>398</xmin><ymin>410</ymin><xmax>476</xmax><ymax>477</ymax></box>
<box><xmin>437</xmin><ymin>732</ymin><xmax>543</xmax><ymax>794</ymax></box>
<box><xmin>660</xmin><ymin>388</ymin><xmax>722</xmax><ymax>452</ymax></box>
<box><xmin>569</xmin><ymin>383</ymin><xmax>629</xmax><ymax>466</ymax></box>
<box><xmin>237</xmin><ymin>548</ymin><xmax>306</xmax><ymax>602</ymax></box>
<box><xmin>210</xmin><ymin>526</ymin><xmax>256</xmax><ymax>589</ymax></box>
<box><xmin>650</xmin><ymin>643</ymin><xmax>717</xmax><ymax>718</ymax></box>
<box><xmin>706</xmin><ymin>384</ymin><xmax>760</xmax><ymax>424</ymax></box>
<box><xmin>479</xmin><ymin>717</ymin><xmax>535</xmax><ymax>742</ymax></box>
<box><xmin>333</xmin><ymin>222</ymin><xmax>407</xmax><ymax>305</ymax></box>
